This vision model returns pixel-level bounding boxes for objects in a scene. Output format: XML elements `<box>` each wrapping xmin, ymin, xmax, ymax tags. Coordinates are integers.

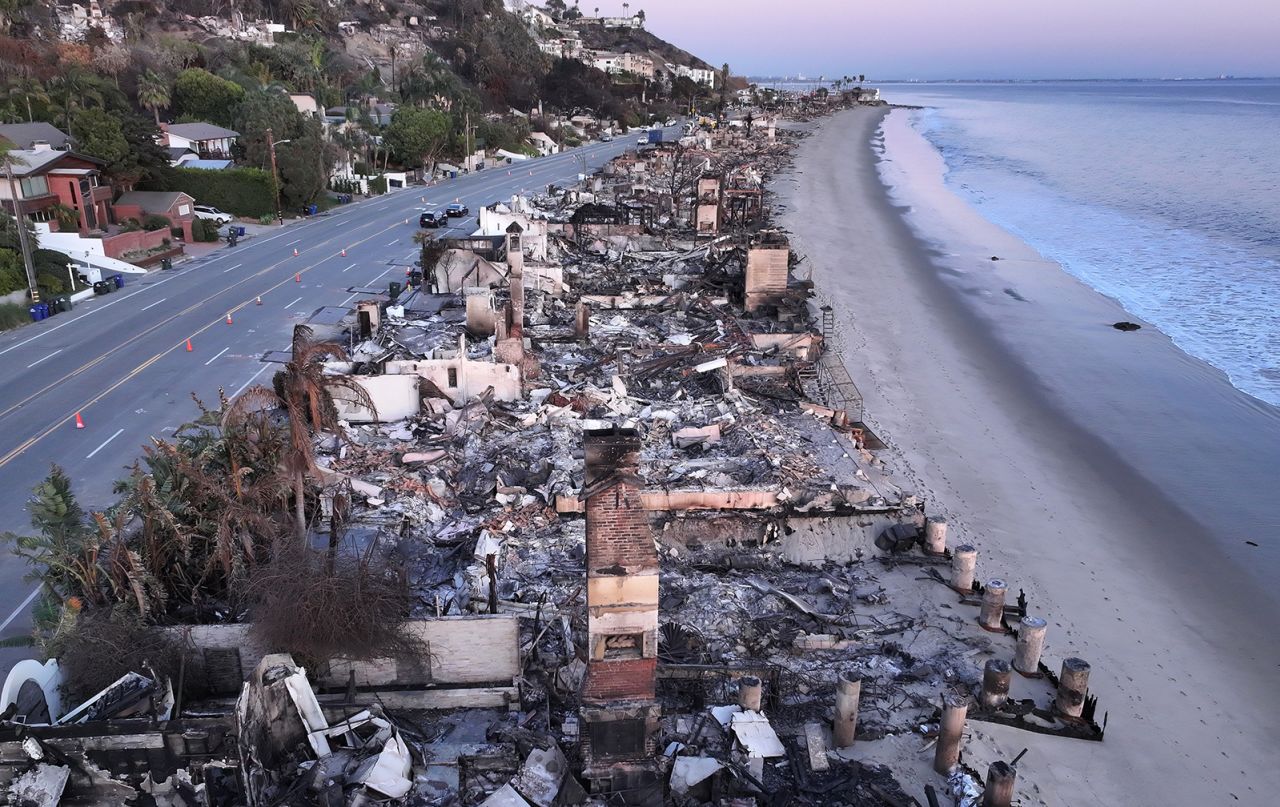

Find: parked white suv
<box><xmin>193</xmin><ymin>205</ymin><xmax>232</xmax><ymax>225</ymax></box>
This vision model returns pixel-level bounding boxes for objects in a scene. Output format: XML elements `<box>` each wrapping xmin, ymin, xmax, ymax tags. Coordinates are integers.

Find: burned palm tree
<box><xmin>225</xmin><ymin>324</ymin><xmax>375</xmax><ymax>548</ymax></box>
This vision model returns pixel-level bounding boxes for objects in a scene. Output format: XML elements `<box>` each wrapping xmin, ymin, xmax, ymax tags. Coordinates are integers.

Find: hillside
<box><xmin>0</xmin><ymin>0</ymin><xmax>721</xmax><ymax>232</ymax></box>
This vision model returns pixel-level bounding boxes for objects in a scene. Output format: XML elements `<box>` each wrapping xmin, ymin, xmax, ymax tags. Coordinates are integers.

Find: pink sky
<box><xmin>607</xmin><ymin>0</ymin><xmax>1280</xmax><ymax>79</ymax></box>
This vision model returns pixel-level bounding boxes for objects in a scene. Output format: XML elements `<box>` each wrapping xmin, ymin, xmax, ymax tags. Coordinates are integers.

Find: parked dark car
<box><xmin>445</xmin><ymin>203</ymin><xmax>469</xmax><ymax>217</ymax></box>
<box><xmin>419</xmin><ymin>211</ymin><xmax>446</xmax><ymax>227</ymax></box>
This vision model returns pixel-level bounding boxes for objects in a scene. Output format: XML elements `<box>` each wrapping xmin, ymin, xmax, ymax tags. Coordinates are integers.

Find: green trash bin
<box><xmin>54</xmin><ymin>295</ymin><xmax>72</xmax><ymax>313</ymax></box>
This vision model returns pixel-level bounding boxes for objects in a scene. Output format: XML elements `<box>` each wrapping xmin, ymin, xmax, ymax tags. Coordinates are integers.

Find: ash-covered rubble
<box><xmin>4</xmin><ymin>103</ymin><xmax>1091</xmax><ymax>807</ymax></box>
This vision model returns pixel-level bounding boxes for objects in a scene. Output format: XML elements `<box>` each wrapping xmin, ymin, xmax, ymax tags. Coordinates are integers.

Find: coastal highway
<box><xmin>0</xmin><ymin>132</ymin><xmax>666</xmax><ymax>659</ymax></box>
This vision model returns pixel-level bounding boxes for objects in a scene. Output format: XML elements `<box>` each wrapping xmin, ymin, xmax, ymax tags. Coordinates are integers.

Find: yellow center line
<box><xmin>0</xmin><ymin>219</ymin><xmax>406</xmax><ymax>470</ymax></box>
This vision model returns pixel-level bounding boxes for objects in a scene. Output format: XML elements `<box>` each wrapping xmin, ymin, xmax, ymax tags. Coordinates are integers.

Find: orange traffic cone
<box><xmin>294</xmin><ymin>273</ymin><xmax>301</xmax><ymax>282</ymax></box>
<box><xmin>341</xmin><ymin>248</ymin><xmax>347</xmax><ymax>257</ymax></box>
<box><xmin>293</xmin><ymin>248</ymin><xmax>299</xmax><ymax>256</ymax></box>
<box><xmin>185</xmin><ymin>338</ymin><xmax>193</xmax><ymax>352</ymax></box>
<box><xmin>74</xmin><ymin>412</ymin><xmax>84</xmax><ymax>429</ymax></box>
<box><xmin>226</xmin><ymin>312</ymin><xmax>233</xmax><ymax>325</ymax></box>
<box><xmin>255</xmin><ymin>296</ymin><xmax>263</xmax><ymax>305</ymax></box>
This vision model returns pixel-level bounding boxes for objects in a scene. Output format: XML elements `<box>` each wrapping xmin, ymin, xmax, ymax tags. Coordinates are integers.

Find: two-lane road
<box><xmin>0</xmin><ymin>133</ymin><xmax>670</xmax><ymax>656</ymax></box>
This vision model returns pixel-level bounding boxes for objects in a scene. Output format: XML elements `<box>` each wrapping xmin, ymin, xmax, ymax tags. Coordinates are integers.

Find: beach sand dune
<box><xmin>779</xmin><ymin>106</ymin><xmax>1280</xmax><ymax>806</ymax></box>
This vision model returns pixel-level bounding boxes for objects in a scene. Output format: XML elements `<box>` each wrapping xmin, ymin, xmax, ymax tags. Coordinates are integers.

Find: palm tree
<box><xmin>136</xmin><ymin>70</ymin><xmax>170</xmax><ymax>126</ymax></box>
<box><xmin>225</xmin><ymin>325</ymin><xmax>375</xmax><ymax>548</ymax></box>
<box><xmin>8</xmin><ymin>75</ymin><xmax>49</xmax><ymax>123</ymax></box>
<box><xmin>50</xmin><ymin>68</ymin><xmax>101</xmax><ymax>132</ymax></box>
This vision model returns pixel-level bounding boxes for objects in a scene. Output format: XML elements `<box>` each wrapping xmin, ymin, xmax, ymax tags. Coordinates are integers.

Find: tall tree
<box><xmin>226</xmin><ymin>325</ymin><xmax>374</xmax><ymax>546</ymax></box>
<box><xmin>71</xmin><ymin>108</ymin><xmax>129</xmax><ymax>170</ymax></box>
<box><xmin>172</xmin><ymin>68</ymin><xmax>246</xmax><ymax>128</ymax></box>
<box><xmin>50</xmin><ymin>68</ymin><xmax>102</xmax><ymax>132</ymax></box>
<box><xmin>90</xmin><ymin>43</ymin><xmax>130</xmax><ymax>89</ymax></box>
<box><xmin>7</xmin><ymin>75</ymin><xmax>49</xmax><ymax>123</ymax></box>
<box><xmin>383</xmin><ymin>106</ymin><xmax>450</xmax><ymax>178</ymax></box>
<box><xmin>136</xmin><ymin>70</ymin><xmax>170</xmax><ymax>125</ymax></box>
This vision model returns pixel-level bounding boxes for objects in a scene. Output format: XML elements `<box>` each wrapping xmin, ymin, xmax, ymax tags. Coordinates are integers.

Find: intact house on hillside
<box><xmin>0</xmin><ymin>144</ymin><xmax>113</xmax><ymax>234</ymax></box>
<box><xmin>529</xmin><ymin>131</ymin><xmax>559</xmax><ymax>156</ymax></box>
<box><xmin>113</xmin><ymin>191</ymin><xmax>198</xmax><ymax>241</ymax></box>
<box><xmin>0</xmin><ymin>121</ymin><xmax>73</xmax><ymax>151</ymax></box>
<box><xmin>159</xmin><ymin>122</ymin><xmax>239</xmax><ymax>160</ymax></box>
<box><xmin>1</xmin><ymin>145</ymin><xmax>190</xmax><ymax>267</ymax></box>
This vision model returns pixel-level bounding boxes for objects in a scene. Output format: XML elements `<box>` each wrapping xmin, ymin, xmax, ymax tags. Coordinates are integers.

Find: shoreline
<box><xmin>779</xmin><ymin>106</ymin><xmax>1280</xmax><ymax>805</ymax></box>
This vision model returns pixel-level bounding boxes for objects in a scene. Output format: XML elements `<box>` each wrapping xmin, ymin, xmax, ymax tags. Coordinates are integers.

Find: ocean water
<box><xmin>879</xmin><ymin>80</ymin><xmax>1280</xmax><ymax>406</ymax></box>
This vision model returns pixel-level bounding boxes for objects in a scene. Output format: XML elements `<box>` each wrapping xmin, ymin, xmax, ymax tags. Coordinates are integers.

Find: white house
<box><xmin>672</xmin><ymin>65</ymin><xmax>716</xmax><ymax>87</ymax></box>
<box><xmin>528</xmin><ymin>131</ymin><xmax>559</xmax><ymax>156</ymax></box>
<box><xmin>289</xmin><ymin>94</ymin><xmax>320</xmax><ymax>117</ymax></box>
<box><xmin>161</xmin><ymin>122</ymin><xmax>239</xmax><ymax>159</ymax></box>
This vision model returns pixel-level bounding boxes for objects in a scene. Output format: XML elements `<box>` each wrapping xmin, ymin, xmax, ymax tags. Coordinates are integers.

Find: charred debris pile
<box><xmin>2</xmin><ymin>108</ymin><xmax>1102</xmax><ymax>807</ymax></box>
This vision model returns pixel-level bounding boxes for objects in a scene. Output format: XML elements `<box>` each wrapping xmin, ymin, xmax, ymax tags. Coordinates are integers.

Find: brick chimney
<box><xmin>578</xmin><ymin>426</ymin><xmax>661</xmax><ymax>793</ymax></box>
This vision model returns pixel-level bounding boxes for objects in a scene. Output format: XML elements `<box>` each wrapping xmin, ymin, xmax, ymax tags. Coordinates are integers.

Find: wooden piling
<box><xmin>951</xmin><ymin>545</ymin><xmax>977</xmax><ymax>592</ymax></box>
<box><xmin>1013</xmin><ymin>616</ymin><xmax>1048</xmax><ymax>675</ymax></box>
<box><xmin>980</xmin><ymin>659</ymin><xmax>1012</xmax><ymax>708</ymax></box>
<box><xmin>833</xmin><ymin>670</ymin><xmax>861</xmax><ymax>749</ymax></box>
<box><xmin>933</xmin><ymin>692</ymin><xmax>969</xmax><ymax>774</ymax></box>
<box><xmin>1055</xmin><ymin>657</ymin><xmax>1091</xmax><ymax>719</ymax></box>
<box><xmin>925</xmin><ymin>516</ymin><xmax>948</xmax><ymax>554</ymax></box>
<box><xmin>738</xmin><ymin>675</ymin><xmax>763</xmax><ymax>712</ymax></box>
<box><xmin>978</xmin><ymin>579</ymin><xmax>1007</xmax><ymax>631</ymax></box>
<box><xmin>982</xmin><ymin>761</ymin><xmax>1016</xmax><ymax>807</ymax></box>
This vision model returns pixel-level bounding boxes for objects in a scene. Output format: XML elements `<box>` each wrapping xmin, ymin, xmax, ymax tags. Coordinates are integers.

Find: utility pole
<box><xmin>3</xmin><ymin>157</ymin><xmax>41</xmax><ymax>304</ymax></box>
<box><xmin>267</xmin><ymin>128</ymin><xmax>284</xmax><ymax>226</ymax></box>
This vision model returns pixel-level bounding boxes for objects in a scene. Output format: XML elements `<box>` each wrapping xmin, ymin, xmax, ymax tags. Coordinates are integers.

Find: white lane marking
<box><xmin>203</xmin><ymin>347</ymin><xmax>230</xmax><ymax>366</ymax></box>
<box><xmin>342</xmin><ymin>263</ymin><xmax>357</xmax><ymax>273</ymax></box>
<box><xmin>140</xmin><ymin>297</ymin><xmax>167</xmax><ymax>312</ymax></box>
<box><xmin>223</xmin><ymin>262</ymin><xmax>243</xmax><ymax>273</ymax></box>
<box><xmin>386</xmin><ymin>239</ymin><xmax>399</xmax><ymax>246</ymax></box>
<box><xmin>341</xmin><ymin>291</ymin><xmax>360</xmax><ymax>305</ymax></box>
<box><xmin>284</xmin><ymin>295</ymin><xmax>304</xmax><ymax>309</ymax></box>
<box><xmin>231</xmin><ymin>364</ymin><xmax>272</xmax><ymax>398</ymax></box>
<box><xmin>0</xmin><ymin>587</ymin><xmax>42</xmax><ymax>633</ymax></box>
<box><xmin>287</xmin><ymin>238</ymin><xmax>303</xmax><ymax>246</ymax></box>
<box><xmin>85</xmin><ymin>427</ymin><xmax>125</xmax><ymax>459</ymax></box>
<box><xmin>26</xmin><ymin>348</ymin><xmax>62</xmax><ymax>368</ymax></box>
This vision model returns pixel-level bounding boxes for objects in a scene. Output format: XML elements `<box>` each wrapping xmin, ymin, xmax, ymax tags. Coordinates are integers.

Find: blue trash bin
<box><xmin>236</xmin><ymin>226</ymin><xmax>246</xmax><ymax>237</ymax></box>
<box><xmin>112</xmin><ymin>274</ymin><xmax>124</xmax><ymax>289</ymax></box>
<box><xmin>29</xmin><ymin>304</ymin><xmax>45</xmax><ymax>322</ymax></box>
<box><xmin>308</xmin><ymin>204</ymin><xmax>318</xmax><ymax>215</ymax></box>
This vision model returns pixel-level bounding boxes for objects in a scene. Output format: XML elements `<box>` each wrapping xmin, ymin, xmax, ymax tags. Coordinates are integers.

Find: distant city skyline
<box><xmin>589</xmin><ymin>0</ymin><xmax>1280</xmax><ymax>80</ymax></box>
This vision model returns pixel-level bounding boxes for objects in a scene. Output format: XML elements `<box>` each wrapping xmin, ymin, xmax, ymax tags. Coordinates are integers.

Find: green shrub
<box><xmin>193</xmin><ymin>218</ymin><xmax>221</xmax><ymax>242</ymax></box>
<box><xmin>120</xmin><ymin>218</ymin><xmax>141</xmax><ymax>232</ymax></box>
<box><xmin>0</xmin><ymin>249</ymin><xmax>25</xmax><ymax>295</ymax></box>
<box><xmin>142</xmin><ymin>214</ymin><xmax>171</xmax><ymax>232</ymax></box>
<box><xmin>0</xmin><ymin>302</ymin><xmax>29</xmax><ymax>331</ymax></box>
<box><xmin>368</xmin><ymin>175</ymin><xmax>387</xmax><ymax>195</ymax></box>
<box><xmin>142</xmin><ymin>167</ymin><xmax>275</xmax><ymax>219</ymax></box>
<box><xmin>258</xmin><ymin>214</ymin><xmax>274</xmax><ymax>225</ymax></box>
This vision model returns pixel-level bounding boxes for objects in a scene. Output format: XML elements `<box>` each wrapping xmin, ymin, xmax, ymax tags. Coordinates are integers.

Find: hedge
<box><xmin>145</xmin><ymin>167</ymin><xmax>275</xmax><ymax>219</ymax></box>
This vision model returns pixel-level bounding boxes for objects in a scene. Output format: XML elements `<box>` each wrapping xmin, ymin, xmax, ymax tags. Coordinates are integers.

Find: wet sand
<box><xmin>779</xmin><ymin>106</ymin><xmax>1280</xmax><ymax>806</ymax></box>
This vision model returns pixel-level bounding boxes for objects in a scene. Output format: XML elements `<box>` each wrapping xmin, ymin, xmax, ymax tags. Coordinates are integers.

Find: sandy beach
<box><xmin>779</xmin><ymin>106</ymin><xmax>1280</xmax><ymax>805</ymax></box>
